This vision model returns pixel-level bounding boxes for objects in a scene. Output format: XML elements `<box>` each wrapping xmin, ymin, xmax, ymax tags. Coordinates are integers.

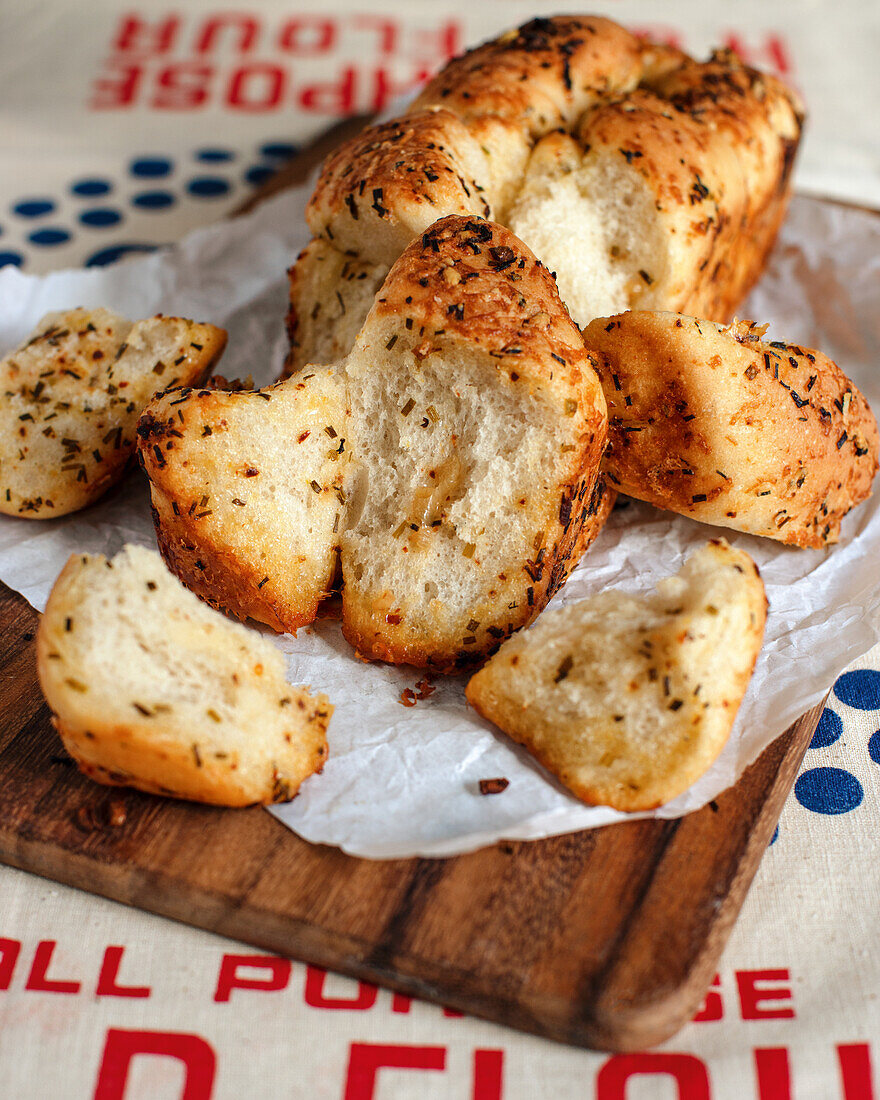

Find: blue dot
<box><xmin>0</xmin><ymin>250</ymin><xmax>23</xmax><ymax>268</ymax></box>
<box><xmin>130</xmin><ymin>157</ymin><xmax>173</xmax><ymax>179</ymax></box>
<box><xmin>810</xmin><ymin>708</ymin><xmax>843</xmax><ymax>749</ymax></box>
<box><xmin>28</xmin><ymin>228</ymin><xmax>70</xmax><ymax>246</ymax></box>
<box><xmin>835</xmin><ymin>670</ymin><xmax>880</xmax><ymax>711</ymax></box>
<box><xmin>869</xmin><ymin>732</ymin><xmax>880</xmax><ymax>765</ymax></box>
<box><xmin>85</xmin><ymin>243</ymin><xmax>159</xmax><ymax>267</ymax></box>
<box><xmin>71</xmin><ymin>178</ymin><xmax>112</xmax><ymax>197</ymax></box>
<box><xmin>770</xmin><ymin>825</ymin><xmax>779</xmax><ymax>845</ymax></box>
<box><xmin>186</xmin><ymin>177</ymin><xmax>230</xmax><ymax>199</ymax></box>
<box><xmin>795</xmin><ymin>767</ymin><xmax>863</xmax><ymax>815</ymax></box>
<box><xmin>245</xmin><ymin>165</ymin><xmax>274</xmax><ymax>187</ymax></box>
<box><xmin>79</xmin><ymin>208</ymin><xmax>122</xmax><ymax>228</ymax></box>
<box><xmin>196</xmin><ymin>148</ymin><xmax>234</xmax><ymax>163</ymax></box>
<box><xmin>13</xmin><ymin>199</ymin><xmax>55</xmax><ymax>218</ymax></box>
<box><xmin>259</xmin><ymin>141</ymin><xmax>298</xmax><ymax>159</ymax></box>
<box><xmin>132</xmin><ymin>190</ymin><xmax>175</xmax><ymax>210</ymax></box>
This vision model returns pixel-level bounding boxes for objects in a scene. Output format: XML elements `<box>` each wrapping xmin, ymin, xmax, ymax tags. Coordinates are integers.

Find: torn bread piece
<box><xmin>37</xmin><ymin>545</ymin><xmax>331</xmax><ymax>807</ymax></box>
<box><xmin>583</xmin><ymin>312</ymin><xmax>879</xmax><ymax>547</ymax></box>
<box><xmin>140</xmin><ymin>216</ymin><xmax>610</xmax><ymax>670</ymax></box>
<box><xmin>466</xmin><ymin>540</ymin><xmax>766</xmax><ymax>812</ymax></box>
<box><xmin>140</xmin><ymin>369</ymin><xmax>348</xmax><ymax>634</ymax></box>
<box><xmin>0</xmin><ymin>308</ymin><xmax>226</xmax><ymax>518</ymax></box>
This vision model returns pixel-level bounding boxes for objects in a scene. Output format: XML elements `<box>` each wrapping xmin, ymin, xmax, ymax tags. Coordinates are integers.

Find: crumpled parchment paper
<box><xmin>0</xmin><ymin>186</ymin><xmax>878</xmax><ymax>858</ymax></box>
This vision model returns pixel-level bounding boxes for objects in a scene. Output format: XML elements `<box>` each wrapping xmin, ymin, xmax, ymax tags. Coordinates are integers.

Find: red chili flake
<box><xmin>399</xmin><ymin>689</ymin><xmax>417</xmax><ymax>707</ymax></box>
<box><xmin>414</xmin><ymin>679</ymin><xmax>435</xmax><ymax>700</ymax></box>
<box><xmin>479</xmin><ymin>778</ymin><xmax>509</xmax><ymax>795</ymax></box>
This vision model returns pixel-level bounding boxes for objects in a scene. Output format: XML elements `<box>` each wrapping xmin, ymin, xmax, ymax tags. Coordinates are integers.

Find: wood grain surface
<box><xmin>0</xmin><ymin>577</ymin><xmax>820</xmax><ymax>1051</ymax></box>
<box><xmin>0</xmin><ymin>122</ymin><xmax>827</xmax><ymax>1050</ymax></box>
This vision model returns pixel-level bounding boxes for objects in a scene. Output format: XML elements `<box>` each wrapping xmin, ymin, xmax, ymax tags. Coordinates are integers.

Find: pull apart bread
<box><xmin>286</xmin><ymin>15</ymin><xmax>803</xmax><ymax>375</ymax></box>
<box><xmin>583</xmin><ymin>312</ymin><xmax>879</xmax><ymax>547</ymax></box>
<box><xmin>0</xmin><ymin>308</ymin><xmax>226</xmax><ymax>518</ymax></box>
<box><xmin>37</xmin><ymin>544</ymin><xmax>331</xmax><ymax>806</ymax></box>
<box><xmin>466</xmin><ymin>540</ymin><xmax>767</xmax><ymax>811</ymax></box>
<box><xmin>138</xmin><ymin>217</ymin><xmax>611</xmax><ymax>671</ymax></box>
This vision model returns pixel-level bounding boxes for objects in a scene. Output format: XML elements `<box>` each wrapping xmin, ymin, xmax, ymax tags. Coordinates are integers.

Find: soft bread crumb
<box><xmin>36</xmin><ymin>545</ymin><xmax>331</xmax><ymax>807</ymax></box>
<box><xmin>466</xmin><ymin>540</ymin><xmax>767</xmax><ymax>811</ymax></box>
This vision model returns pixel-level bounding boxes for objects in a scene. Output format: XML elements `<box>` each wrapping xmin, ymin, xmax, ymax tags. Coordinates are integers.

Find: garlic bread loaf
<box><xmin>140</xmin><ymin>217</ymin><xmax>611</xmax><ymax>670</ymax></box>
<box><xmin>286</xmin><ymin>16</ymin><xmax>802</xmax><ymax>375</ymax></box>
<box><xmin>0</xmin><ymin>308</ymin><xmax>226</xmax><ymax>518</ymax></box>
<box><xmin>37</xmin><ymin>545</ymin><xmax>331</xmax><ymax>807</ymax></box>
<box><xmin>583</xmin><ymin>312</ymin><xmax>879</xmax><ymax>547</ymax></box>
<box><xmin>466</xmin><ymin>540</ymin><xmax>767</xmax><ymax>811</ymax></box>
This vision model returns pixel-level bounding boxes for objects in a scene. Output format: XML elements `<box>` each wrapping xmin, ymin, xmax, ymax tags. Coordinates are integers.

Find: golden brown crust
<box><xmin>298</xmin><ymin>15</ymin><xmax>803</xmax><ymax>354</ymax></box>
<box><xmin>36</xmin><ymin>546</ymin><xmax>332</xmax><ymax>808</ymax></box>
<box><xmin>466</xmin><ymin>539</ymin><xmax>767</xmax><ymax>811</ymax></box>
<box><xmin>585</xmin><ymin>49</ymin><xmax>803</xmax><ymax>320</ymax></box>
<box><xmin>138</xmin><ymin>375</ymin><xmax>348</xmax><ymax>634</ymax></box>
<box><xmin>0</xmin><ymin>312</ymin><xmax>226</xmax><ymax>519</ymax></box>
<box><xmin>413</xmin><ymin>15</ymin><xmax>651</xmax><ymax>134</ymax></box>
<box><xmin>337</xmin><ymin>217</ymin><xmax>608</xmax><ymax>671</ymax></box>
<box><xmin>147</xmin><ymin>488</ymin><xmax>314</xmax><ymax>633</ymax></box>
<box><xmin>369</xmin><ymin>215</ymin><xmax>596</xmax><ymax>396</ymax></box>
<box><xmin>141</xmin><ymin>218</ymin><xmax>609</xmax><ymax>670</ymax></box>
<box><xmin>52</xmin><ymin>712</ymin><xmax>329</xmax><ymax>808</ymax></box>
<box><xmin>583</xmin><ymin>312</ymin><xmax>879</xmax><ymax>546</ymax></box>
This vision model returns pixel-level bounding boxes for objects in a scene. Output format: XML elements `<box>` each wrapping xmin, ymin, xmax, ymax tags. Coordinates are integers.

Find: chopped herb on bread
<box><xmin>0</xmin><ymin>308</ymin><xmax>226</xmax><ymax>518</ymax></box>
<box><xmin>466</xmin><ymin>540</ymin><xmax>767</xmax><ymax>811</ymax></box>
<box><xmin>37</xmin><ymin>545</ymin><xmax>331</xmax><ymax>807</ymax></box>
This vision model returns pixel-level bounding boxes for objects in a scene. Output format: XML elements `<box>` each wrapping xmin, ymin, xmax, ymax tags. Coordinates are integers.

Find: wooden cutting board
<box><xmin>0</xmin><ymin>579</ymin><xmax>821</xmax><ymax>1051</ymax></box>
<box><xmin>0</xmin><ymin>124</ymin><xmax>824</xmax><ymax>1050</ymax></box>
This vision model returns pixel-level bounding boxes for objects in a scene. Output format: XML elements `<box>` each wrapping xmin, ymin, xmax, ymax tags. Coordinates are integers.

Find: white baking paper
<box><xmin>0</xmin><ymin>188</ymin><xmax>878</xmax><ymax>858</ymax></box>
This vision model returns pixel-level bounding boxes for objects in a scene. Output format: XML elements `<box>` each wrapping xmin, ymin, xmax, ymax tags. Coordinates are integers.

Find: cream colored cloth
<box><xmin>1</xmin><ymin>2</ymin><xmax>879</xmax><ymax>1096</ymax></box>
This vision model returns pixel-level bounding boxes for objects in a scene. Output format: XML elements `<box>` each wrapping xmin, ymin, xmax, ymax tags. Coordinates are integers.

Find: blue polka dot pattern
<box><xmin>132</xmin><ymin>191</ymin><xmax>175</xmax><ymax>210</ymax></box>
<box><xmin>130</xmin><ymin>157</ymin><xmax>173</xmax><ymax>179</ymax></box>
<box><xmin>245</xmin><ymin>165</ymin><xmax>274</xmax><ymax>187</ymax></box>
<box><xmin>187</xmin><ymin>177</ymin><xmax>231</xmax><ymax>199</ymax></box>
<box><xmin>14</xmin><ymin>199</ymin><xmax>55</xmax><ymax>218</ymax></box>
<box><xmin>0</xmin><ymin>250</ymin><xmax>23</xmax><ymax>268</ymax></box>
<box><xmin>869</xmin><ymin>731</ymin><xmax>880</xmax><ymax>765</ymax></box>
<box><xmin>28</xmin><ymin>228</ymin><xmax>70</xmax><ymax>246</ymax></box>
<box><xmin>71</xmin><ymin>179</ymin><xmax>112</xmax><ymax>197</ymax></box>
<box><xmin>260</xmin><ymin>141</ymin><xmax>298</xmax><ymax>159</ymax></box>
<box><xmin>85</xmin><ymin>243</ymin><xmax>158</xmax><ymax>267</ymax></box>
<box><xmin>795</xmin><ymin>767</ymin><xmax>863</xmax><ymax>815</ymax></box>
<box><xmin>196</xmin><ymin>149</ymin><xmax>235</xmax><ymax>163</ymax></box>
<box><xmin>834</xmin><ymin>669</ymin><xmax>880</xmax><ymax>711</ymax></box>
<box><xmin>79</xmin><ymin>209</ymin><xmax>122</xmax><ymax>228</ymax></box>
<box><xmin>810</xmin><ymin>707</ymin><xmax>843</xmax><ymax>749</ymax></box>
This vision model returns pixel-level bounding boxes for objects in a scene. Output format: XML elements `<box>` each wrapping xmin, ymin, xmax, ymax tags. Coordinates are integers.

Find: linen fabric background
<box><xmin>0</xmin><ymin>1</ymin><xmax>878</xmax><ymax>1096</ymax></box>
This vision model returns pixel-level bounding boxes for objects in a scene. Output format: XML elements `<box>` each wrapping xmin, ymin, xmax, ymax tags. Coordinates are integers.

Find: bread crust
<box><xmin>138</xmin><ymin>375</ymin><xmax>348</xmax><ymax>633</ymax></box>
<box><xmin>0</xmin><ymin>310</ymin><xmax>226</xmax><ymax>519</ymax></box>
<box><xmin>141</xmin><ymin>217</ymin><xmax>610</xmax><ymax>669</ymax></box>
<box><xmin>37</xmin><ymin>548</ymin><xmax>331</xmax><ymax>807</ymax></box>
<box><xmin>337</xmin><ymin>216</ymin><xmax>608</xmax><ymax>670</ymax></box>
<box><xmin>466</xmin><ymin>539</ymin><xmax>767</xmax><ymax>811</ymax></box>
<box><xmin>572</xmin><ymin>50</ymin><xmax>802</xmax><ymax>320</ymax></box>
<box><xmin>583</xmin><ymin>312</ymin><xmax>879</xmax><ymax>546</ymax></box>
<box><xmin>288</xmin><ymin>16</ymin><xmax>802</xmax><ymax>374</ymax></box>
